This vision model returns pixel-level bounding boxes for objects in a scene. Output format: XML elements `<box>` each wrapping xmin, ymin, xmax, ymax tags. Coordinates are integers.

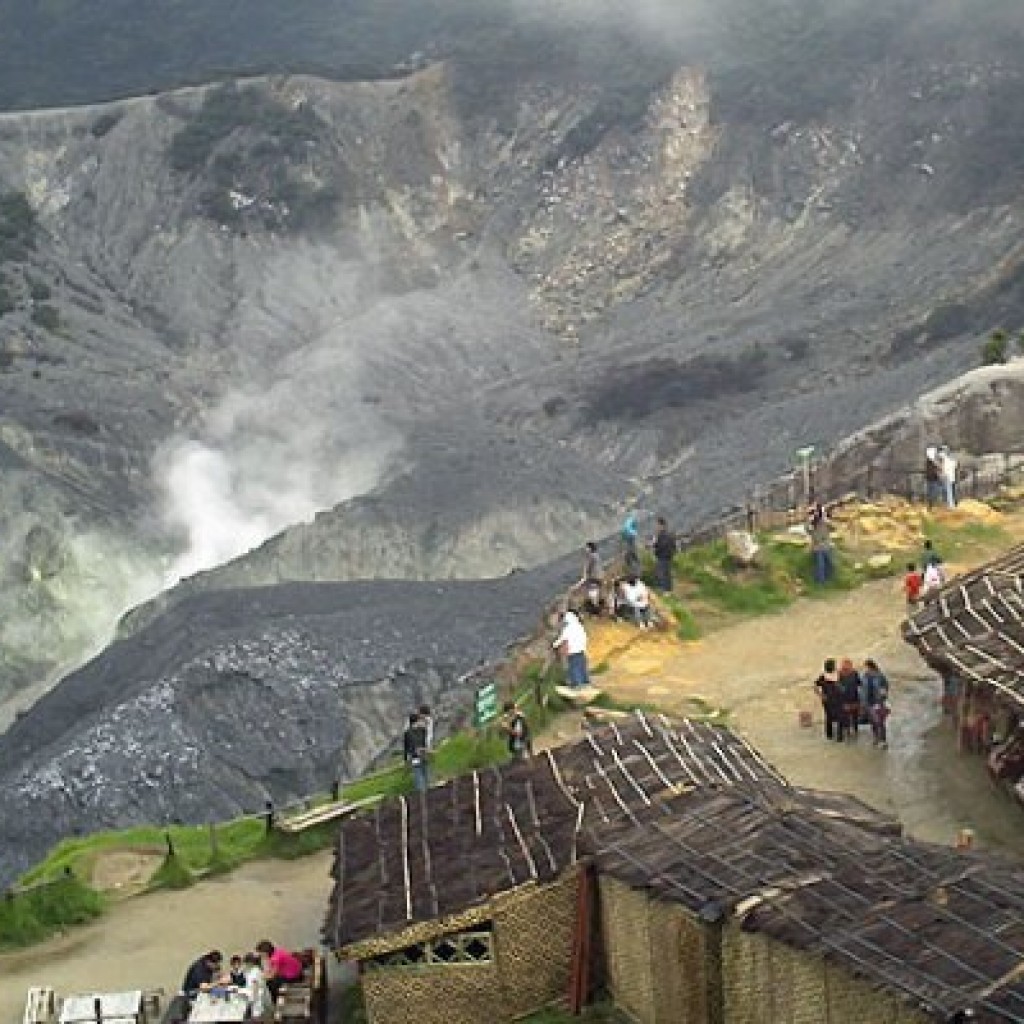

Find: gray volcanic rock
<box><xmin>0</xmin><ymin>564</ymin><xmax>572</xmax><ymax>886</ymax></box>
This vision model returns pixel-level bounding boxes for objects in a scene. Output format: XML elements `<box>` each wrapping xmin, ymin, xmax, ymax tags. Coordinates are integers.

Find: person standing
<box><xmin>903</xmin><ymin>562</ymin><xmax>923</xmax><ymax>614</ymax></box>
<box><xmin>838</xmin><ymin>658</ymin><xmax>863</xmax><ymax>739</ymax></box>
<box><xmin>577</xmin><ymin>541</ymin><xmax>604</xmax><ymax>616</ymax></box>
<box><xmin>862</xmin><ymin>659</ymin><xmax>891</xmax><ymax>749</ymax></box>
<box><xmin>500</xmin><ymin>700</ymin><xmax>533</xmax><ymax>760</ymax></box>
<box><xmin>810</xmin><ymin>514</ymin><xmax>834</xmax><ymax>585</ymax></box>
<box><xmin>652</xmin><ymin>517</ymin><xmax>677</xmax><ymax>592</ymax></box>
<box><xmin>814</xmin><ymin>659</ymin><xmax>845</xmax><ymax>742</ymax></box>
<box><xmin>925</xmin><ymin>447</ymin><xmax>943</xmax><ymax>508</ymax></box>
<box><xmin>553</xmin><ymin>608</ymin><xmax>590</xmax><ymax>689</ymax></box>
<box><xmin>939</xmin><ymin>447</ymin><xmax>958</xmax><ymax>508</ymax></box>
<box><xmin>418</xmin><ymin>703</ymin><xmax>435</xmax><ymax>749</ymax></box>
<box><xmin>403</xmin><ymin>712</ymin><xmax>430</xmax><ymax>792</ymax></box>
<box><xmin>621</xmin><ymin>511</ymin><xmax>640</xmax><ymax>575</ymax></box>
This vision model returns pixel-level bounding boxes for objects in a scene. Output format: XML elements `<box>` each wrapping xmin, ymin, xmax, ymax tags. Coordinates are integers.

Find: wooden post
<box><xmin>208</xmin><ymin>822</ymin><xmax>218</xmax><ymax>861</ymax></box>
<box><xmin>164</xmin><ymin>832</ymin><xmax>175</xmax><ymax>858</ymax></box>
<box><xmin>330</xmin><ymin>780</ymin><xmax>340</xmax><ymax>803</ymax></box>
<box><xmin>265</xmin><ymin>800</ymin><xmax>275</xmax><ymax>834</ymax></box>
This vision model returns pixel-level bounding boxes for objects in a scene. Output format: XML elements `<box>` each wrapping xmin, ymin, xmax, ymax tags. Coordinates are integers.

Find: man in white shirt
<box><xmin>618</xmin><ymin>575</ymin><xmax>652</xmax><ymax>628</ymax></box>
<box><xmin>553</xmin><ymin>609</ymin><xmax>590</xmax><ymax>688</ymax></box>
<box><xmin>939</xmin><ymin>447</ymin><xmax>958</xmax><ymax>508</ymax></box>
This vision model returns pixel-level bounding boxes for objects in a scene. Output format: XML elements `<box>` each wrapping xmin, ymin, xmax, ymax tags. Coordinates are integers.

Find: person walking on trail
<box><xmin>862</xmin><ymin>659</ymin><xmax>891</xmax><ymax>749</ymax></box>
<box><xmin>814</xmin><ymin>658</ymin><xmax>845</xmax><ymax>742</ymax></box>
<box><xmin>553</xmin><ymin>608</ymin><xmax>590</xmax><ymax>689</ymax></box>
<box><xmin>922</xmin><ymin>558</ymin><xmax>946</xmax><ymax>601</ymax></box>
<box><xmin>838</xmin><ymin>658</ymin><xmax>863</xmax><ymax>739</ymax></box>
<box><xmin>810</xmin><ymin>513</ymin><xmax>834</xmax><ymax>585</ymax></box>
<box><xmin>621</xmin><ymin>511</ymin><xmax>640</xmax><ymax>575</ymax></box>
<box><xmin>501</xmin><ymin>700</ymin><xmax>533</xmax><ymax>760</ymax></box>
<box><xmin>652</xmin><ymin>516</ymin><xmax>677</xmax><ymax>592</ymax></box>
<box><xmin>403</xmin><ymin>711</ymin><xmax>430</xmax><ymax>792</ymax></box>
<box><xmin>939</xmin><ymin>446</ymin><xmax>958</xmax><ymax>509</ymax></box>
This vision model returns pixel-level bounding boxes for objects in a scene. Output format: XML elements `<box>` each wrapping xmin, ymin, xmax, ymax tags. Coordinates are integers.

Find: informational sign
<box><xmin>474</xmin><ymin>681</ymin><xmax>499</xmax><ymax>726</ymax></box>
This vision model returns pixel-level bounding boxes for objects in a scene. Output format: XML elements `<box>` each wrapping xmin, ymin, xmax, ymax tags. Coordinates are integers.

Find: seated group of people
<box><xmin>575</xmin><ymin>542</ymin><xmax>655</xmax><ymax>628</ymax></box>
<box><xmin>182</xmin><ymin>941</ymin><xmax>306</xmax><ymax>1017</ymax></box>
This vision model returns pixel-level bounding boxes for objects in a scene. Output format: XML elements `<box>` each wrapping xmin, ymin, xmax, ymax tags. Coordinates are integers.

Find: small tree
<box><xmin>981</xmin><ymin>329</ymin><xmax>1009</xmax><ymax>366</ymax></box>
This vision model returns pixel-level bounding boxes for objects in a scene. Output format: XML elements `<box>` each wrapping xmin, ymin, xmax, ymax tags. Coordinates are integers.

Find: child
<box><xmin>903</xmin><ymin>562</ymin><xmax>923</xmax><ymax>612</ymax></box>
<box><xmin>228</xmin><ymin>954</ymin><xmax>246</xmax><ymax>988</ymax></box>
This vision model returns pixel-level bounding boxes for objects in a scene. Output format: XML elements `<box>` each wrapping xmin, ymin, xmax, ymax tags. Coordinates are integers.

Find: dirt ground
<box><xmin>0</xmin><ymin>855</ymin><xmax>334</xmax><ymax>1024</ymax></box>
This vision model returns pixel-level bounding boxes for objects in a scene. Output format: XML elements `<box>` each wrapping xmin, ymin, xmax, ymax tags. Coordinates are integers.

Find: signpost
<box><xmin>474</xmin><ymin>681</ymin><xmax>499</xmax><ymax>727</ymax></box>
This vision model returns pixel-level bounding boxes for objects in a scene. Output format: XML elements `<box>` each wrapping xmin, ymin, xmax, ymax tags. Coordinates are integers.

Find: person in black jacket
<box><xmin>182</xmin><ymin>950</ymin><xmax>223</xmax><ymax>998</ymax></box>
<box><xmin>403</xmin><ymin>712</ymin><xmax>429</xmax><ymax>792</ymax></box>
<box><xmin>838</xmin><ymin>658</ymin><xmax>863</xmax><ymax>739</ymax></box>
<box><xmin>652</xmin><ymin>517</ymin><xmax>677</xmax><ymax>592</ymax></box>
<box><xmin>814</xmin><ymin>659</ymin><xmax>845</xmax><ymax>742</ymax></box>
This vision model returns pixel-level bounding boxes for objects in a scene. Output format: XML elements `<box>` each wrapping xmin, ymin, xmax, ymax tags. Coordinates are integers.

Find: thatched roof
<box><xmin>591</xmin><ymin>785</ymin><xmax>1024</xmax><ymax>1022</ymax></box>
<box><xmin>903</xmin><ymin>544</ymin><xmax>1024</xmax><ymax>711</ymax></box>
<box><xmin>323</xmin><ymin>715</ymin><xmax>788</xmax><ymax>953</ymax></box>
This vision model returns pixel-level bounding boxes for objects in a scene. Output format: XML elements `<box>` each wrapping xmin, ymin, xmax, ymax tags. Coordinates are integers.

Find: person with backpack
<box><xmin>652</xmin><ymin>516</ymin><xmax>677</xmax><ymax>592</ymax></box>
<box><xmin>862</xmin><ymin>659</ymin><xmax>890</xmax><ymax>748</ymax></box>
<box><xmin>838</xmin><ymin>658</ymin><xmax>863</xmax><ymax>739</ymax></box>
<box><xmin>403</xmin><ymin>711</ymin><xmax>430</xmax><ymax>792</ymax></box>
<box><xmin>501</xmin><ymin>700</ymin><xmax>533</xmax><ymax>760</ymax></box>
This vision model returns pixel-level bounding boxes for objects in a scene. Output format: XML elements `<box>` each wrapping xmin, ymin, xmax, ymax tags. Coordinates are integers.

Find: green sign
<box><xmin>474</xmin><ymin>681</ymin><xmax>499</xmax><ymax>726</ymax></box>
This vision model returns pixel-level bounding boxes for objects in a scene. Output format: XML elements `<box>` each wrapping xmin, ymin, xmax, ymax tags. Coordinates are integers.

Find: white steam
<box><xmin>156</xmin><ymin>324</ymin><xmax>399</xmax><ymax>585</ymax></box>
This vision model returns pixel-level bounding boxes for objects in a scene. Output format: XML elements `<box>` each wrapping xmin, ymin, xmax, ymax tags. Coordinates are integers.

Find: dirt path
<box><xmin>0</xmin><ymin>853</ymin><xmax>333</xmax><ymax>1024</ymax></box>
<box><xmin>586</xmin><ymin>575</ymin><xmax>1024</xmax><ymax>853</ymax></box>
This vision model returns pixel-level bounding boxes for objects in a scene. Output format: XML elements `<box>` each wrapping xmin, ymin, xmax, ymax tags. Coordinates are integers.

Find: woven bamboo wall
<box><xmin>362</xmin><ymin>873</ymin><xmax>579</xmax><ymax>1024</ymax></box>
<box><xmin>598</xmin><ymin>878</ymin><xmax>710</xmax><ymax>1024</ymax></box>
<box><xmin>723</xmin><ymin>925</ymin><xmax>930</xmax><ymax>1023</ymax></box>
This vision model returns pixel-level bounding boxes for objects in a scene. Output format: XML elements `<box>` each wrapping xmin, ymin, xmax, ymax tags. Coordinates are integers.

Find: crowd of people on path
<box><xmin>813</xmin><ymin>657</ymin><xmax>891</xmax><ymax>748</ymax></box>
<box><xmin>179</xmin><ymin>940</ymin><xmax>306</xmax><ymax>1019</ymax></box>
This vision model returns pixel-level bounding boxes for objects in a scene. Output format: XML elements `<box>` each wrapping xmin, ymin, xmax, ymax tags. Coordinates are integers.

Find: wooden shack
<box><xmin>904</xmin><ymin>544</ymin><xmax>1024</xmax><ymax>795</ymax></box>
<box><xmin>590</xmin><ymin>783</ymin><xmax>1024</xmax><ymax>1023</ymax></box>
<box><xmin>323</xmin><ymin>715</ymin><xmax>785</xmax><ymax>1024</ymax></box>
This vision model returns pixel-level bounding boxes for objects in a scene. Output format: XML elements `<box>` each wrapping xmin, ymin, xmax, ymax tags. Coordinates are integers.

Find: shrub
<box><xmin>0</xmin><ymin>191</ymin><xmax>37</xmax><ymax>261</ymax></box>
<box><xmin>0</xmin><ymin>874</ymin><xmax>104</xmax><ymax>949</ymax></box>
<box><xmin>981</xmin><ymin>329</ymin><xmax>1009</xmax><ymax>366</ymax></box>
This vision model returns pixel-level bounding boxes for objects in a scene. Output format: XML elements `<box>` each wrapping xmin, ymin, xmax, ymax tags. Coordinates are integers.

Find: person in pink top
<box><xmin>256</xmin><ymin>940</ymin><xmax>304</xmax><ymax>1001</ymax></box>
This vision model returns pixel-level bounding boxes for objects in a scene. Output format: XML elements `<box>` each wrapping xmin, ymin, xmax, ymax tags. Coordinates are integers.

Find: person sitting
<box><xmin>227</xmin><ymin>954</ymin><xmax>246</xmax><ymax>988</ymax></box>
<box><xmin>256</xmin><ymin>940</ymin><xmax>304</xmax><ymax>1002</ymax></box>
<box><xmin>617</xmin><ymin>574</ymin><xmax>652</xmax><ymax>628</ymax></box>
<box><xmin>182</xmin><ymin>950</ymin><xmax>223</xmax><ymax>998</ymax></box>
<box><xmin>243</xmin><ymin>952</ymin><xmax>272</xmax><ymax>1019</ymax></box>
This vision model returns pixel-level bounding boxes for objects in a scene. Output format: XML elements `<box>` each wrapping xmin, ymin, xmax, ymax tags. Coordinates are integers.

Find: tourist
<box><xmin>255</xmin><ymin>941</ymin><xmax>304</xmax><ymax>1002</ymax></box>
<box><xmin>621</xmin><ymin>510</ymin><xmax>640</xmax><ymax>575</ymax></box>
<box><xmin>403</xmin><ymin>711</ymin><xmax>430</xmax><ymax>792</ymax></box>
<box><xmin>925</xmin><ymin>447</ymin><xmax>943</xmax><ymax>507</ymax></box>
<box><xmin>500</xmin><ymin>700</ymin><xmax>533</xmax><ymax>760</ymax></box>
<box><xmin>618</xmin><ymin>574</ymin><xmax>652</xmax><ymax>628</ymax></box>
<box><xmin>862</xmin><ymin>659</ymin><xmax>890</xmax><ymax>749</ymax></box>
<box><xmin>813</xmin><ymin>659</ymin><xmax>845</xmax><ymax>742</ymax></box>
<box><xmin>182</xmin><ymin>950</ymin><xmax>223</xmax><ymax>998</ymax></box>
<box><xmin>418</xmin><ymin>703</ymin><xmax>434</xmax><ymax>749</ymax></box>
<box><xmin>939</xmin><ymin>446</ymin><xmax>958</xmax><ymax>508</ymax></box>
<box><xmin>810</xmin><ymin>513</ymin><xmax>834</xmax><ymax>585</ymax></box>
<box><xmin>838</xmin><ymin>658</ymin><xmax>863</xmax><ymax>739</ymax></box>
<box><xmin>922</xmin><ymin>558</ymin><xmax>946</xmax><ymax>601</ymax></box>
<box><xmin>576</xmin><ymin>541</ymin><xmax>605</xmax><ymax>616</ymax></box>
<box><xmin>228</xmin><ymin>954</ymin><xmax>246</xmax><ymax>988</ymax></box>
<box><xmin>922</xmin><ymin>538</ymin><xmax>942</xmax><ymax>567</ymax></box>
<box><xmin>903</xmin><ymin>562</ymin><xmax>923</xmax><ymax>613</ymax></box>
<box><xmin>652</xmin><ymin>516</ymin><xmax>677</xmax><ymax>592</ymax></box>
<box><xmin>243</xmin><ymin>952</ymin><xmax>271</xmax><ymax>1019</ymax></box>
<box><xmin>553</xmin><ymin>608</ymin><xmax>590</xmax><ymax>689</ymax></box>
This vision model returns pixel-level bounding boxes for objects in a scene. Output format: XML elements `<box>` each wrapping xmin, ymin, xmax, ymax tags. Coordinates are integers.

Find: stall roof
<box><xmin>903</xmin><ymin>543</ymin><xmax>1024</xmax><ymax>711</ymax></box>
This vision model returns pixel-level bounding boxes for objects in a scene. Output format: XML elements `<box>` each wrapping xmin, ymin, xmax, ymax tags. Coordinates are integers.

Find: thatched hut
<box><xmin>322</xmin><ymin>715</ymin><xmax>784</xmax><ymax>1024</ymax></box>
<box><xmin>903</xmin><ymin>545</ymin><xmax>1024</xmax><ymax>793</ymax></box>
<box><xmin>591</xmin><ymin>783</ymin><xmax>1024</xmax><ymax>1023</ymax></box>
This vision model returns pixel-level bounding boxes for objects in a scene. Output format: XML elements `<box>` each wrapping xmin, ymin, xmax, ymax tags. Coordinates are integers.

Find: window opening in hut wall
<box><xmin>366</xmin><ymin>923</ymin><xmax>495</xmax><ymax>970</ymax></box>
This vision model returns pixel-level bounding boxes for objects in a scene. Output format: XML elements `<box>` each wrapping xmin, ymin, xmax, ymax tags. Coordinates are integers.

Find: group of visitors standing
<box><xmin>620</xmin><ymin>512</ymin><xmax>677</xmax><ymax>591</ymax></box>
<box><xmin>813</xmin><ymin>658</ymin><xmax>891</xmax><ymax>748</ymax></box>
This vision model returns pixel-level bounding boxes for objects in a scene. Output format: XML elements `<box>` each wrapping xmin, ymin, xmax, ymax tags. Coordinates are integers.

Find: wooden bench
<box><xmin>274</xmin><ymin>796</ymin><xmax>380</xmax><ymax>834</ymax></box>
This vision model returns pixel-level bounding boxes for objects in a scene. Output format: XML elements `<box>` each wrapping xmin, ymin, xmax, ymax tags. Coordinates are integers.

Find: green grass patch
<box><xmin>922</xmin><ymin>518</ymin><xmax>1011</xmax><ymax>560</ymax></box>
<box><xmin>149</xmin><ymin>853</ymin><xmax>194</xmax><ymax>891</ymax></box>
<box><xmin>660</xmin><ymin>593</ymin><xmax>701</xmax><ymax>641</ymax></box>
<box><xmin>0</xmin><ymin>874</ymin><xmax>104</xmax><ymax>949</ymax></box>
<box><xmin>588</xmin><ymin>692</ymin><xmax>663</xmax><ymax>716</ymax></box>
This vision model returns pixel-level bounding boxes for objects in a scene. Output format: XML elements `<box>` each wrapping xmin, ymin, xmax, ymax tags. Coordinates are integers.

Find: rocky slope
<box><xmin>2</xmin><ymin>0</ymin><xmax>1024</xmax><ymax>878</ymax></box>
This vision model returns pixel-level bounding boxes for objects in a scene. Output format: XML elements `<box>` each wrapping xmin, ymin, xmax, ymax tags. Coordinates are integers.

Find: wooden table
<box><xmin>186</xmin><ymin>991</ymin><xmax>249</xmax><ymax>1024</ymax></box>
<box><xmin>59</xmin><ymin>992</ymin><xmax>142</xmax><ymax>1024</ymax></box>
